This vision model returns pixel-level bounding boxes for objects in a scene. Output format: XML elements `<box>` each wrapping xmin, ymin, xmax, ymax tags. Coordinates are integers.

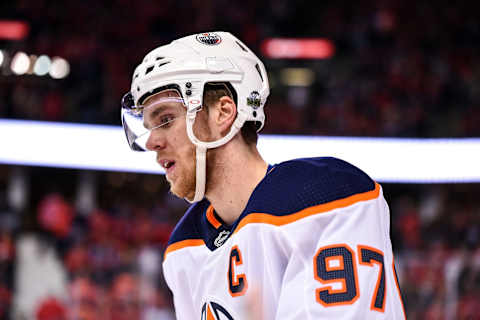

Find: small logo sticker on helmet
<box><xmin>196</xmin><ymin>33</ymin><xmax>222</xmax><ymax>45</ymax></box>
<box><xmin>247</xmin><ymin>91</ymin><xmax>261</xmax><ymax>109</ymax></box>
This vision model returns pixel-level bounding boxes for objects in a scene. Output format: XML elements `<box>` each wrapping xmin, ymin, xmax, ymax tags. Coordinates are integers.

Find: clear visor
<box><xmin>121</xmin><ymin>90</ymin><xmax>186</xmax><ymax>151</ymax></box>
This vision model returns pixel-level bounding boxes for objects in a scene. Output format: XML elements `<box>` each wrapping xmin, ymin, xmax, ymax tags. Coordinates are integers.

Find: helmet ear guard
<box><xmin>121</xmin><ymin>31</ymin><xmax>270</xmax><ymax>202</ymax></box>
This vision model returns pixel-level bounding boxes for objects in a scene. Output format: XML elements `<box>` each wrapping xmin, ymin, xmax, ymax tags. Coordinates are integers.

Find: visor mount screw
<box><xmin>186</xmin><ymin>89</ymin><xmax>192</xmax><ymax>96</ymax></box>
<box><xmin>186</xmin><ymin>82</ymin><xmax>192</xmax><ymax>88</ymax></box>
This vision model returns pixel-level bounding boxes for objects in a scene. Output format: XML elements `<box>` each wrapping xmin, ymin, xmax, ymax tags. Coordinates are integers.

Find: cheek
<box><xmin>170</xmin><ymin>123</ymin><xmax>189</xmax><ymax>147</ymax></box>
<box><xmin>191</xmin><ymin>114</ymin><xmax>213</xmax><ymax>142</ymax></box>
<box><xmin>172</xmin><ymin>132</ymin><xmax>196</xmax><ymax>160</ymax></box>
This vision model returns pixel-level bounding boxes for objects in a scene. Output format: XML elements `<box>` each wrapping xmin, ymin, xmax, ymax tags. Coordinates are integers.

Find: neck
<box><xmin>205</xmin><ymin>140</ymin><xmax>268</xmax><ymax>225</ymax></box>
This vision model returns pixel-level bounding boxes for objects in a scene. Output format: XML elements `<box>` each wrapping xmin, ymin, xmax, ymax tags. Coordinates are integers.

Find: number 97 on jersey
<box><xmin>313</xmin><ymin>243</ymin><xmax>393</xmax><ymax>313</ymax></box>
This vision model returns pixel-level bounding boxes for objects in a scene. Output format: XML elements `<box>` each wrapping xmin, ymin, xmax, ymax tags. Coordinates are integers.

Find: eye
<box><xmin>156</xmin><ymin>114</ymin><xmax>176</xmax><ymax>128</ymax></box>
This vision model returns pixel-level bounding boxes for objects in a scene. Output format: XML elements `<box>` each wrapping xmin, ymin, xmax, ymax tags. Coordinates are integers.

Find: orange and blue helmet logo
<box><xmin>196</xmin><ymin>33</ymin><xmax>222</xmax><ymax>46</ymax></box>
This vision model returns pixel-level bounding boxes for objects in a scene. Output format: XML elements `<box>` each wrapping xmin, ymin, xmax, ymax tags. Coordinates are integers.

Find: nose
<box><xmin>145</xmin><ymin>129</ymin><xmax>166</xmax><ymax>151</ymax></box>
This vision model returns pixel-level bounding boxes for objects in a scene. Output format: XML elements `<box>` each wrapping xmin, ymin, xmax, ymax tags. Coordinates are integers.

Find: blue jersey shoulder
<box><xmin>167</xmin><ymin>199</ymin><xmax>208</xmax><ymax>246</ymax></box>
<box><xmin>243</xmin><ymin>157</ymin><xmax>375</xmax><ymax>216</ymax></box>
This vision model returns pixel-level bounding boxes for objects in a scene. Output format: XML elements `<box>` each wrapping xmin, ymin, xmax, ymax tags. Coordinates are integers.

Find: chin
<box><xmin>170</xmin><ymin>188</ymin><xmax>195</xmax><ymax>202</ymax></box>
<box><xmin>166</xmin><ymin>161</ymin><xmax>197</xmax><ymax>200</ymax></box>
<box><xmin>184</xmin><ymin>192</ymin><xmax>196</xmax><ymax>202</ymax></box>
<box><xmin>169</xmin><ymin>180</ymin><xmax>195</xmax><ymax>201</ymax></box>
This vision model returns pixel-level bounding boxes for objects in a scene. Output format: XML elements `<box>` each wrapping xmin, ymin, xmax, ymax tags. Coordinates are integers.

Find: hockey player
<box><xmin>121</xmin><ymin>31</ymin><xmax>405</xmax><ymax>319</ymax></box>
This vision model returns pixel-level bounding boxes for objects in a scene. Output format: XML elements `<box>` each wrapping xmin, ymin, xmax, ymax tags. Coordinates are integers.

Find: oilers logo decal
<box><xmin>201</xmin><ymin>300</ymin><xmax>235</xmax><ymax>320</ymax></box>
<box><xmin>196</xmin><ymin>33</ymin><xmax>222</xmax><ymax>45</ymax></box>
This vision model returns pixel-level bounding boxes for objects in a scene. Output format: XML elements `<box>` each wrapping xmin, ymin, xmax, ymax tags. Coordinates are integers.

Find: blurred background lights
<box><xmin>10</xmin><ymin>51</ymin><xmax>30</xmax><ymax>75</ymax></box>
<box><xmin>280</xmin><ymin>68</ymin><xmax>315</xmax><ymax>86</ymax></box>
<box><xmin>0</xmin><ymin>20</ymin><xmax>30</xmax><ymax>40</ymax></box>
<box><xmin>33</xmin><ymin>55</ymin><xmax>51</xmax><ymax>76</ymax></box>
<box><xmin>1</xmin><ymin>51</ymin><xmax>69</xmax><ymax>78</ymax></box>
<box><xmin>261</xmin><ymin>38</ymin><xmax>335</xmax><ymax>59</ymax></box>
<box><xmin>49</xmin><ymin>57</ymin><xmax>70</xmax><ymax>79</ymax></box>
<box><xmin>27</xmin><ymin>55</ymin><xmax>37</xmax><ymax>74</ymax></box>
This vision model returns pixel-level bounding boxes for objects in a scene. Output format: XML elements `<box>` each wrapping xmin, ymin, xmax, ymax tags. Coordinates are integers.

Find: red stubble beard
<box><xmin>166</xmin><ymin>115</ymin><xmax>214</xmax><ymax>202</ymax></box>
<box><xmin>166</xmin><ymin>144</ymin><xmax>197</xmax><ymax>201</ymax></box>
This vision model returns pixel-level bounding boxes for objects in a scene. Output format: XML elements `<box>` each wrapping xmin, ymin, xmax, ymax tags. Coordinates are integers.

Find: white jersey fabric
<box><xmin>163</xmin><ymin>157</ymin><xmax>405</xmax><ymax>319</ymax></box>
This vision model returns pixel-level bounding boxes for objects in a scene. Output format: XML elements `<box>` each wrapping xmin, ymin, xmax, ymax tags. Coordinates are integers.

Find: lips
<box><xmin>159</xmin><ymin>159</ymin><xmax>176</xmax><ymax>175</ymax></box>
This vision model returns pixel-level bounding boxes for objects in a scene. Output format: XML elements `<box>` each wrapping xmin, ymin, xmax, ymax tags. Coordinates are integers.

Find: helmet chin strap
<box><xmin>190</xmin><ymin>145</ymin><xmax>206</xmax><ymax>203</ymax></box>
<box><xmin>185</xmin><ymin>109</ymin><xmax>247</xmax><ymax>203</ymax></box>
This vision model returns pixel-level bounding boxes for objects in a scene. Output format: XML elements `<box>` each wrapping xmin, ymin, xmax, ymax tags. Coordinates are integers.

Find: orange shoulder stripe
<box><xmin>164</xmin><ymin>239</ymin><xmax>204</xmax><ymax>261</ymax></box>
<box><xmin>234</xmin><ymin>182</ymin><xmax>381</xmax><ymax>234</ymax></box>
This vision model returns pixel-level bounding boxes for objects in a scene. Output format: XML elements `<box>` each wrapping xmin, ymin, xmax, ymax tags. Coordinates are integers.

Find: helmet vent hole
<box><xmin>145</xmin><ymin>66</ymin><xmax>154</xmax><ymax>75</ymax></box>
<box><xmin>155</xmin><ymin>56</ymin><xmax>164</xmax><ymax>61</ymax></box>
<box><xmin>255</xmin><ymin>64</ymin><xmax>264</xmax><ymax>82</ymax></box>
<box><xmin>235</xmin><ymin>41</ymin><xmax>248</xmax><ymax>52</ymax></box>
<box><xmin>158</xmin><ymin>61</ymin><xmax>171</xmax><ymax>68</ymax></box>
<box><xmin>253</xmin><ymin>111</ymin><xmax>257</xmax><ymax>117</ymax></box>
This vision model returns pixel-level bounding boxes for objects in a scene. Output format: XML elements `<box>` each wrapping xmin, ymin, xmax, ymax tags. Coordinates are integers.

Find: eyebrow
<box><xmin>143</xmin><ymin>103</ymin><xmax>182</xmax><ymax>129</ymax></box>
<box><xmin>143</xmin><ymin>105</ymin><xmax>168</xmax><ymax>129</ymax></box>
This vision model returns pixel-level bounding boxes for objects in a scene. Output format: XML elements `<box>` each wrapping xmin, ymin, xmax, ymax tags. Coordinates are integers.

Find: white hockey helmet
<box><xmin>121</xmin><ymin>31</ymin><xmax>270</xmax><ymax>202</ymax></box>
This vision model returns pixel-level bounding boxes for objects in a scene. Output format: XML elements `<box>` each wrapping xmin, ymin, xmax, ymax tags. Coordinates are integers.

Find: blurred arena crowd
<box><xmin>0</xmin><ymin>0</ymin><xmax>479</xmax><ymax>319</ymax></box>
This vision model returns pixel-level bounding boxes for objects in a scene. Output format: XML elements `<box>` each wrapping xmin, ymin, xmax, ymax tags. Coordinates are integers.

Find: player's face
<box><xmin>143</xmin><ymin>90</ymin><xmax>197</xmax><ymax>200</ymax></box>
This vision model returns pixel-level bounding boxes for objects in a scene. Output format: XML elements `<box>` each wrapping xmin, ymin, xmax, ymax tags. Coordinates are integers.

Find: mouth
<box><xmin>159</xmin><ymin>159</ymin><xmax>176</xmax><ymax>175</ymax></box>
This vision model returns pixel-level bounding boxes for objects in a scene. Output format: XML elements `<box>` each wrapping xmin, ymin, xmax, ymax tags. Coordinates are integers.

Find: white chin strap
<box><xmin>186</xmin><ymin>110</ymin><xmax>247</xmax><ymax>203</ymax></box>
<box><xmin>192</xmin><ymin>145</ymin><xmax>206</xmax><ymax>203</ymax></box>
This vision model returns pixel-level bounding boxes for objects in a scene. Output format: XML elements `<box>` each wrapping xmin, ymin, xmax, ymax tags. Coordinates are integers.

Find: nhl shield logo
<box><xmin>196</xmin><ymin>33</ymin><xmax>222</xmax><ymax>45</ymax></box>
<box><xmin>214</xmin><ymin>230</ymin><xmax>231</xmax><ymax>248</ymax></box>
<box><xmin>201</xmin><ymin>301</ymin><xmax>235</xmax><ymax>320</ymax></box>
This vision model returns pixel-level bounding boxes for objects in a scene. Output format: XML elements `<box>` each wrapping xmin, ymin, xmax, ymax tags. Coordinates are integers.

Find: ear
<box><xmin>211</xmin><ymin>95</ymin><xmax>237</xmax><ymax>136</ymax></box>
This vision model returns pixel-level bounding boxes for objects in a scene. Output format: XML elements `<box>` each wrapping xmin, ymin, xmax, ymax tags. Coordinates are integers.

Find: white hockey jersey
<box><xmin>163</xmin><ymin>157</ymin><xmax>406</xmax><ymax>319</ymax></box>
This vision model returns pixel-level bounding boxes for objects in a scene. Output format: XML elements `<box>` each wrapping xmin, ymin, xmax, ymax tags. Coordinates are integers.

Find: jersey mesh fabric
<box><xmin>242</xmin><ymin>157</ymin><xmax>375</xmax><ymax>217</ymax></box>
